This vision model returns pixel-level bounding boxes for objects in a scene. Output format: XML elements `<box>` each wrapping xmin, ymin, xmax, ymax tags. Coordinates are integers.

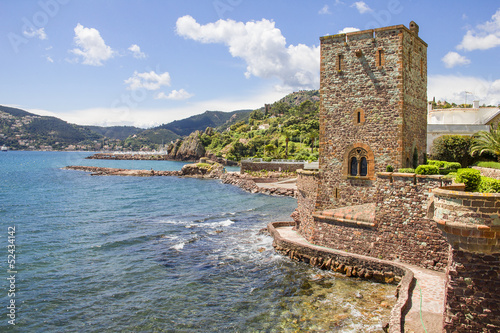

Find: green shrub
<box><xmin>398</xmin><ymin>168</ymin><xmax>415</xmax><ymax>173</ymax></box>
<box><xmin>445</xmin><ymin>162</ymin><xmax>462</xmax><ymax>171</ymax></box>
<box><xmin>430</xmin><ymin>135</ymin><xmax>472</xmax><ymax>167</ymax></box>
<box><xmin>475</xmin><ymin>161</ymin><xmax>500</xmax><ymax>170</ymax></box>
<box><xmin>456</xmin><ymin>168</ymin><xmax>481</xmax><ymax>192</ymax></box>
<box><xmin>427</xmin><ymin>159</ymin><xmax>445</xmax><ymax>167</ymax></box>
<box><xmin>386</xmin><ymin>165</ymin><xmax>394</xmax><ymax>172</ymax></box>
<box><xmin>478</xmin><ymin>176</ymin><xmax>500</xmax><ymax>193</ymax></box>
<box><xmin>415</xmin><ymin>165</ymin><xmax>439</xmax><ymax>175</ymax></box>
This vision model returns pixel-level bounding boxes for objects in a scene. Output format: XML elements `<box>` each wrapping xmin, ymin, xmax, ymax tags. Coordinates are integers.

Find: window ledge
<box><xmin>345</xmin><ymin>175</ymin><xmax>372</xmax><ymax>180</ymax></box>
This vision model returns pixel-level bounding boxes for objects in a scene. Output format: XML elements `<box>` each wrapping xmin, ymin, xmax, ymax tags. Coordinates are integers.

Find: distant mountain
<box><xmin>87</xmin><ymin>125</ymin><xmax>143</xmax><ymax>140</ymax></box>
<box><xmin>0</xmin><ymin>105</ymin><xmax>104</xmax><ymax>150</ymax></box>
<box><xmin>157</xmin><ymin>110</ymin><xmax>253</xmax><ymax>136</ymax></box>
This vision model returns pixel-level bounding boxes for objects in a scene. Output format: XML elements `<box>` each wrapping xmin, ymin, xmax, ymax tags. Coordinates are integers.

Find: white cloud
<box><xmin>338</xmin><ymin>27</ymin><xmax>360</xmax><ymax>34</ymax></box>
<box><xmin>24</xmin><ymin>86</ymin><xmax>288</xmax><ymax>128</ymax></box>
<box><xmin>70</xmin><ymin>23</ymin><xmax>114</xmax><ymax>66</ymax></box>
<box><xmin>319</xmin><ymin>5</ymin><xmax>331</xmax><ymax>15</ymax></box>
<box><xmin>124</xmin><ymin>71</ymin><xmax>171</xmax><ymax>91</ymax></box>
<box><xmin>351</xmin><ymin>1</ymin><xmax>372</xmax><ymax>14</ymax></box>
<box><xmin>175</xmin><ymin>15</ymin><xmax>320</xmax><ymax>90</ymax></box>
<box><xmin>46</xmin><ymin>56</ymin><xmax>54</xmax><ymax>63</ymax></box>
<box><xmin>23</xmin><ymin>27</ymin><xmax>47</xmax><ymax>40</ymax></box>
<box><xmin>428</xmin><ymin>74</ymin><xmax>500</xmax><ymax>106</ymax></box>
<box><xmin>155</xmin><ymin>89</ymin><xmax>194</xmax><ymax>100</ymax></box>
<box><xmin>441</xmin><ymin>51</ymin><xmax>471</xmax><ymax>68</ymax></box>
<box><xmin>128</xmin><ymin>44</ymin><xmax>146</xmax><ymax>59</ymax></box>
<box><xmin>457</xmin><ymin>9</ymin><xmax>500</xmax><ymax>51</ymax></box>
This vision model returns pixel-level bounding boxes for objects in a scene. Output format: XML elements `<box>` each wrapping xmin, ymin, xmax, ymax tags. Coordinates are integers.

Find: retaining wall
<box><xmin>296</xmin><ymin>172</ymin><xmax>451</xmax><ymax>271</ymax></box>
<box><xmin>473</xmin><ymin>166</ymin><xmax>500</xmax><ymax>180</ymax></box>
<box><xmin>268</xmin><ymin>221</ymin><xmax>414</xmax><ymax>333</ymax></box>
<box><xmin>240</xmin><ymin>161</ymin><xmax>305</xmax><ymax>174</ymax></box>
<box><xmin>433</xmin><ymin>186</ymin><xmax>500</xmax><ymax>332</ymax></box>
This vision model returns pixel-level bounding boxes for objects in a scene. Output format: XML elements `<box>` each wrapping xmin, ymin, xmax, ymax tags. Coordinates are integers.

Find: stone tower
<box><xmin>317</xmin><ymin>22</ymin><xmax>427</xmax><ymax>210</ymax></box>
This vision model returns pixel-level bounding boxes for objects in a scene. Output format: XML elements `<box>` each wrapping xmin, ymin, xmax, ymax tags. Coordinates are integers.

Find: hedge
<box><xmin>456</xmin><ymin>168</ymin><xmax>481</xmax><ymax>192</ymax></box>
<box><xmin>478</xmin><ymin>176</ymin><xmax>500</xmax><ymax>193</ymax></box>
<box><xmin>415</xmin><ymin>165</ymin><xmax>439</xmax><ymax>175</ymax></box>
<box><xmin>398</xmin><ymin>168</ymin><xmax>415</xmax><ymax>173</ymax></box>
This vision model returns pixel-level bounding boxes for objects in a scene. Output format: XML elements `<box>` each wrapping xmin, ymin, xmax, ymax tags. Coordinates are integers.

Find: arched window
<box><xmin>360</xmin><ymin>157</ymin><xmax>367</xmax><ymax>176</ymax></box>
<box><xmin>348</xmin><ymin>148</ymin><xmax>369</xmax><ymax>177</ymax></box>
<box><xmin>350</xmin><ymin>157</ymin><xmax>358</xmax><ymax>176</ymax></box>
<box><xmin>354</xmin><ymin>108</ymin><xmax>365</xmax><ymax>125</ymax></box>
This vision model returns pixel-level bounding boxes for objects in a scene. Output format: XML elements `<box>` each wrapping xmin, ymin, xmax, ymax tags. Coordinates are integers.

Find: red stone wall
<box><xmin>443</xmin><ymin>249</ymin><xmax>500</xmax><ymax>332</ymax></box>
<box><xmin>316</xmin><ymin>24</ymin><xmax>427</xmax><ymax>211</ymax></box>
<box><xmin>295</xmin><ymin>170</ymin><xmax>319</xmax><ymax>241</ymax></box>
<box><xmin>297</xmin><ymin>173</ymin><xmax>450</xmax><ymax>271</ymax></box>
<box><xmin>240</xmin><ymin>161</ymin><xmax>305</xmax><ymax>173</ymax></box>
<box><xmin>473</xmin><ymin>166</ymin><xmax>500</xmax><ymax>180</ymax></box>
<box><xmin>372</xmin><ymin>174</ymin><xmax>450</xmax><ymax>270</ymax></box>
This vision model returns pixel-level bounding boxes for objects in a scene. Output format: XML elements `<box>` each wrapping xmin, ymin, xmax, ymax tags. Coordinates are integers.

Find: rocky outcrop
<box><xmin>168</xmin><ymin>131</ymin><xmax>205</xmax><ymax>161</ymax></box>
<box><xmin>180</xmin><ymin>162</ymin><xmax>224</xmax><ymax>178</ymax></box>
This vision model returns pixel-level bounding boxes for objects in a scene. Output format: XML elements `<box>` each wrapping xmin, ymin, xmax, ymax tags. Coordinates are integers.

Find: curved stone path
<box><xmin>273</xmin><ymin>225</ymin><xmax>446</xmax><ymax>333</ymax></box>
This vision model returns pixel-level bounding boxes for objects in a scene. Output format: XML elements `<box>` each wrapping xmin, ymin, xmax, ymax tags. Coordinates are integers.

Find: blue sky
<box><xmin>1</xmin><ymin>0</ymin><xmax>499</xmax><ymax>128</ymax></box>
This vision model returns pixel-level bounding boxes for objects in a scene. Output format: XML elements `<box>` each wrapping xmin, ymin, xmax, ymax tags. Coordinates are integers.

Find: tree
<box><xmin>309</xmin><ymin>130</ymin><xmax>319</xmax><ymax>153</ymax></box>
<box><xmin>431</xmin><ymin>135</ymin><xmax>472</xmax><ymax>167</ymax></box>
<box><xmin>470</xmin><ymin>125</ymin><xmax>500</xmax><ymax>161</ymax></box>
<box><xmin>281</xmin><ymin>129</ymin><xmax>291</xmax><ymax>159</ymax></box>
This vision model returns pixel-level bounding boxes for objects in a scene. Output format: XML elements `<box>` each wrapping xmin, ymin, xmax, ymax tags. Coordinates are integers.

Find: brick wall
<box><xmin>240</xmin><ymin>161</ymin><xmax>304</xmax><ymax>174</ymax></box>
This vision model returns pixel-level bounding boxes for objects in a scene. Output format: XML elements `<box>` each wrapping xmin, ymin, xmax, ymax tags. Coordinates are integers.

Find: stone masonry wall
<box><xmin>294</xmin><ymin>170</ymin><xmax>320</xmax><ymax>241</ymax></box>
<box><xmin>432</xmin><ymin>186</ymin><xmax>500</xmax><ymax>332</ymax></box>
<box><xmin>473</xmin><ymin>166</ymin><xmax>500</xmax><ymax>180</ymax></box>
<box><xmin>240</xmin><ymin>161</ymin><xmax>304</xmax><ymax>174</ymax></box>
<box><xmin>443</xmin><ymin>249</ymin><xmax>500</xmax><ymax>332</ymax></box>
<box><xmin>316</xmin><ymin>24</ymin><xmax>427</xmax><ymax>211</ymax></box>
<box><xmin>400</xmin><ymin>27</ymin><xmax>428</xmax><ymax>167</ymax></box>
<box><xmin>301</xmin><ymin>173</ymin><xmax>450</xmax><ymax>271</ymax></box>
<box><xmin>373</xmin><ymin>173</ymin><xmax>450</xmax><ymax>270</ymax></box>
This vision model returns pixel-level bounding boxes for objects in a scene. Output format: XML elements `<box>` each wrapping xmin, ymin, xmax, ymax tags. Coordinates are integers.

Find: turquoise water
<box><xmin>0</xmin><ymin>152</ymin><xmax>394</xmax><ymax>332</ymax></box>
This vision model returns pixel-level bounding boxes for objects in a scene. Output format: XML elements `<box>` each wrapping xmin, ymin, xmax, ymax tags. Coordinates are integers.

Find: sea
<box><xmin>0</xmin><ymin>151</ymin><xmax>395</xmax><ymax>332</ymax></box>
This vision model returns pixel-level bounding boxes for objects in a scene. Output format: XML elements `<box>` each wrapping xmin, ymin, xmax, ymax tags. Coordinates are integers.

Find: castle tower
<box><xmin>317</xmin><ymin>22</ymin><xmax>427</xmax><ymax>210</ymax></box>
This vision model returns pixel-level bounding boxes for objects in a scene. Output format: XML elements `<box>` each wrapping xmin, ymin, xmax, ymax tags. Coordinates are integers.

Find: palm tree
<box><xmin>281</xmin><ymin>129</ymin><xmax>291</xmax><ymax>159</ymax></box>
<box><xmin>309</xmin><ymin>130</ymin><xmax>319</xmax><ymax>153</ymax></box>
<box><xmin>470</xmin><ymin>124</ymin><xmax>500</xmax><ymax>161</ymax></box>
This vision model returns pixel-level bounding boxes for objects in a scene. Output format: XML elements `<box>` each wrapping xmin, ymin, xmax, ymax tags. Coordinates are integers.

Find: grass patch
<box><xmin>475</xmin><ymin>161</ymin><xmax>500</xmax><ymax>170</ymax></box>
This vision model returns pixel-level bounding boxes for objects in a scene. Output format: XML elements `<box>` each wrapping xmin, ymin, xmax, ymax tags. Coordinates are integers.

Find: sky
<box><xmin>1</xmin><ymin>0</ymin><xmax>500</xmax><ymax>128</ymax></box>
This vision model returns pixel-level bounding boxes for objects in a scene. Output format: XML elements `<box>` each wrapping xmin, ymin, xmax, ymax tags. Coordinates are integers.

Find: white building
<box><xmin>427</xmin><ymin>100</ymin><xmax>500</xmax><ymax>153</ymax></box>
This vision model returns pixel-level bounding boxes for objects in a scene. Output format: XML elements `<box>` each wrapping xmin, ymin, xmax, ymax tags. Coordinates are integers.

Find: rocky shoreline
<box><xmin>64</xmin><ymin>165</ymin><xmax>297</xmax><ymax>198</ymax></box>
<box><xmin>85</xmin><ymin>152</ymin><xmax>238</xmax><ymax>166</ymax></box>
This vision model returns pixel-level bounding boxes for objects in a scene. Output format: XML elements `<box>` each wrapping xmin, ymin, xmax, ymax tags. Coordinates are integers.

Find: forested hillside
<box><xmin>168</xmin><ymin>90</ymin><xmax>320</xmax><ymax>161</ymax></box>
<box><xmin>0</xmin><ymin>89</ymin><xmax>320</xmax><ymax>154</ymax></box>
